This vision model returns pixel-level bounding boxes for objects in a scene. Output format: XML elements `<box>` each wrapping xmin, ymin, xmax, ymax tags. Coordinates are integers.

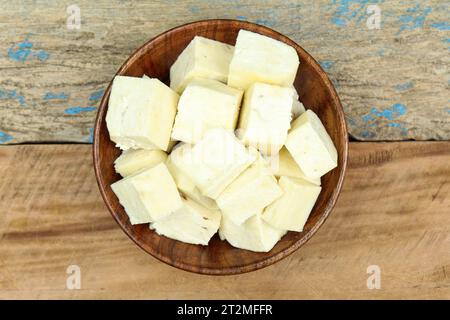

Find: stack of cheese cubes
<box><xmin>106</xmin><ymin>30</ymin><xmax>338</xmax><ymax>252</ymax></box>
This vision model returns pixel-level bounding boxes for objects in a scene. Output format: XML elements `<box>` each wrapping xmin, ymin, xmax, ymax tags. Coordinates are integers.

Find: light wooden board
<box><xmin>0</xmin><ymin>142</ymin><xmax>448</xmax><ymax>299</ymax></box>
<box><xmin>0</xmin><ymin>0</ymin><xmax>449</xmax><ymax>144</ymax></box>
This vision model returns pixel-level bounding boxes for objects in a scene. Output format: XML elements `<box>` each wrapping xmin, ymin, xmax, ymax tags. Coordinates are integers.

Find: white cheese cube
<box><xmin>141</xmin><ymin>72</ymin><xmax>178</xmax><ymax>142</ymax></box>
<box><xmin>171</xmin><ymin>78</ymin><xmax>243</xmax><ymax>144</ymax></box>
<box><xmin>106</xmin><ymin>76</ymin><xmax>179</xmax><ymax>151</ymax></box>
<box><xmin>262</xmin><ymin>176</ymin><xmax>321</xmax><ymax>232</ymax></box>
<box><xmin>114</xmin><ymin>149</ymin><xmax>167</xmax><ymax>177</ymax></box>
<box><xmin>228</xmin><ymin>30</ymin><xmax>299</xmax><ymax>90</ymax></box>
<box><xmin>143</xmin><ymin>74</ymin><xmax>175</xmax><ymax>143</ymax></box>
<box><xmin>285</xmin><ymin>110</ymin><xmax>338</xmax><ymax>179</ymax></box>
<box><xmin>111</xmin><ymin>163</ymin><xmax>183</xmax><ymax>224</ymax></box>
<box><xmin>267</xmin><ymin>147</ymin><xmax>320</xmax><ymax>185</ymax></box>
<box><xmin>171</xmin><ymin>128</ymin><xmax>257</xmax><ymax>199</ymax></box>
<box><xmin>237</xmin><ymin>83</ymin><xmax>293</xmax><ymax>155</ymax></box>
<box><xmin>170</xmin><ymin>36</ymin><xmax>234</xmax><ymax>94</ymax></box>
<box><xmin>166</xmin><ymin>144</ymin><xmax>218</xmax><ymax>210</ymax></box>
<box><xmin>216</xmin><ymin>156</ymin><xmax>282</xmax><ymax>225</ymax></box>
<box><xmin>219</xmin><ymin>213</ymin><xmax>286</xmax><ymax>252</ymax></box>
<box><xmin>150</xmin><ymin>197</ymin><xmax>221</xmax><ymax>246</ymax></box>
<box><xmin>290</xmin><ymin>86</ymin><xmax>306</xmax><ymax>120</ymax></box>
<box><xmin>292</xmin><ymin>100</ymin><xmax>306</xmax><ymax>120</ymax></box>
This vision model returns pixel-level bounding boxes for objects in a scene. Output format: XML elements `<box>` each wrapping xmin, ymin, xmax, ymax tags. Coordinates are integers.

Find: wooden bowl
<box><xmin>93</xmin><ymin>19</ymin><xmax>348</xmax><ymax>275</ymax></box>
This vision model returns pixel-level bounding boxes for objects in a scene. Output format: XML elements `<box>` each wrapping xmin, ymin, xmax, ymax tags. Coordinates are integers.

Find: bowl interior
<box><xmin>93</xmin><ymin>19</ymin><xmax>348</xmax><ymax>275</ymax></box>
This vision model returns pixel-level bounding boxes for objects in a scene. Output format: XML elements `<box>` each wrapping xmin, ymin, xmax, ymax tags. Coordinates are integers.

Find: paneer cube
<box><xmin>106</xmin><ymin>76</ymin><xmax>179</xmax><ymax>151</ymax></box>
<box><xmin>170</xmin><ymin>128</ymin><xmax>256</xmax><ymax>199</ymax></box>
<box><xmin>150</xmin><ymin>197</ymin><xmax>221</xmax><ymax>246</ymax></box>
<box><xmin>111</xmin><ymin>163</ymin><xmax>183</xmax><ymax>224</ymax></box>
<box><xmin>171</xmin><ymin>78</ymin><xmax>243</xmax><ymax>144</ymax></box>
<box><xmin>219</xmin><ymin>213</ymin><xmax>286</xmax><ymax>252</ymax></box>
<box><xmin>166</xmin><ymin>144</ymin><xmax>218</xmax><ymax>210</ymax></box>
<box><xmin>216</xmin><ymin>156</ymin><xmax>282</xmax><ymax>225</ymax></box>
<box><xmin>285</xmin><ymin>110</ymin><xmax>338</xmax><ymax>179</ymax></box>
<box><xmin>262</xmin><ymin>176</ymin><xmax>321</xmax><ymax>232</ymax></box>
<box><xmin>170</xmin><ymin>36</ymin><xmax>234</xmax><ymax>93</ymax></box>
<box><xmin>237</xmin><ymin>82</ymin><xmax>293</xmax><ymax>155</ymax></box>
<box><xmin>143</xmin><ymin>73</ymin><xmax>176</xmax><ymax>146</ymax></box>
<box><xmin>114</xmin><ymin>149</ymin><xmax>167</xmax><ymax>177</ymax></box>
<box><xmin>267</xmin><ymin>147</ymin><xmax>321</xmax><ymax>185</ymax></box>
<box><xmin>291</xmin><ymin>86</ymin><xmax>305</xmax><ymax>120</ymax></box>
<box><xmin>228</xmin><ymin>30</ymin><xmax>299</xmax><ymax>90</ymax></box>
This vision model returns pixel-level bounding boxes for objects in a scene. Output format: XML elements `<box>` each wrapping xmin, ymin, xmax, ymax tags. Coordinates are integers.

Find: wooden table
<box><xmin>0</xmin><ymin>142</ymin><xmax>449</xmax><ymax>299</ymax></box>
<box><xmin>0</xmin><ymin>1</ymin><xmax>449</xmax><ymax>300</ymax></box>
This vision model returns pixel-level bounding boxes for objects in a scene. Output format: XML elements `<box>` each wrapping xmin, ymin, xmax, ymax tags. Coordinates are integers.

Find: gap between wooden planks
<box><xmin>0</xmin><ymin>142</ymin><xmax>449</xmax><ymax>299</ymax></box>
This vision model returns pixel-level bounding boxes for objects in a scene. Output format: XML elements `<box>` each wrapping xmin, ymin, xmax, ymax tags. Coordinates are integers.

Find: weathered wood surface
<box><xmin>0</xmin><ymin>142</ymin><xmax>448</xmax><ymax>299</ymax></box>
<box><xmin>0</xmin><ymin>0</ymin><xmax>449</xmax><ymax>144</ymax></box>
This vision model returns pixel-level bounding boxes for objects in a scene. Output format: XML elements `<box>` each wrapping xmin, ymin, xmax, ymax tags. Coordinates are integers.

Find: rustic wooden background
<box><xmin>0</xmin><ymin>142</ymin><xmax>448</xmax><ymax>299</ymax></box>
<box><xmin>0</xmin><ymin>0</ymin><xmax>449</xmax><ymax>300</ymax></box>
<box><xmin>0</xmin><ymin>0</ymin><xmax>449</xmax><ymax>144</ymax></box>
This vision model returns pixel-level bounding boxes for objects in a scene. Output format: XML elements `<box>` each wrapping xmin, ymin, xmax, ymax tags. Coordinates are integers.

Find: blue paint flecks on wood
<box><xmin>88</xmin><ymin>89</ymin><xmax>105</xmax><ymax>101</ymax></box>
<box><xmin>0</xmin><ymin>88</ymin><xmax>26</xmax><ymax>106</ymax></box>
<box><xmin>378</xmin><ymin>48</ymin><xmax>385</xmax><ymax>56</ymax></box>
<box><xmin>331</xmin><ymin>16</ymin><xmax>347</xmax><ymax>27</ymax></box>
<box><xmin>362</xmin><ymin>109</ymin><xmax>375</xmax><ymax>122</ymax></box>
<box><xmin>33</xmin><ymin>50</ymin><xmax>50</xmax><ymax>61</ymax></box>
<box><xmin>319</xmin><ymin>60</ymin><xmax>334</xmax><ymax>71</ymax></box>
<box><xmin>397</xmin><ymin>4</ymin><xmax>432</xmax><ymax>35</ymax></box>
<box><xmin>394</xmin><ymin>81</ymin><xmax>414</xmax><ymax>91</ymax></box>
<box><xmin>236</xmin><ymin>15</ymin><xmax>247</xmax><ymax>21</ymax></box>
<box><xmin>64</xmin><ymin>106</ymin><xmax>96</xmax><ymax>115</ymax></box>
<box><xmin>379</xmin><ymin>103</ymin><xmax>407</xmax><ymax>120</ymax></box>
<box><xmin>360</xmin><ymin>130</ymin><xmax>376</xmax><ymax>139</ymax></box>
<box><xmin>255</xmin><ymin>18</ymin><xmax>277</xmax><ymax>27</ymax></box>
<box><xmin>189</xmin><ymin>6</ymin><xmax>201</xmax><ymax>14</ymax></box>
<box><xmin>0</xmin><ymin>131</ymin><xmax>13</xmax><ymax>144</ymax></box>
<box><xmin>330</xmin><ymin>0</ymin><xmax>351</xmax><ymax>27</ymax></box>
<box><xmin>254</xmin><ymin>8</ymin><xmax>277</xmax><ymax>27</ymax></box>
<box><xmin>431</xmin><ymin>22</ymin><xmax>450</xmax><ymax>31</ymax></box>
<box><xmin>7</xmin><ymin>37</ymin><xmax>32</xmax><ymax>62</ymax></box>
<box><xmin>329</xmin><ymin>0</ymin><xmax>384</xmax><ymax>28</ymax></box>
<box><xmin>361</xmin><ymin>103</ymin><xmax>408</xmax><ymax>133</ymax></box>
<box><xmin>87</xmin><ymin>128</ymin><xmax>94</xmax><ymax>144</ymax></box>
<box><xmin>43</xmin><ymin>92</ymin><xmax>69</xmax><ymax>100</ymax></box>
<box><xmin>7</xmin><ymin>35</ymin><xmax>50</xmax><ymax>62</ymax></box>
<box><xmin>346</xmin><ymin>116</ymin><xmax>356</xmax><ymax>126</ymax></box>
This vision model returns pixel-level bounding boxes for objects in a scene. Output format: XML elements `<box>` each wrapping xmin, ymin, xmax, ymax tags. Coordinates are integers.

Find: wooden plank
<box><xmin>0</xmin><ymin>141</ymin><xmax>449</xmax><ymax>299</ymax></box>
<box><xmin>0</xmin><ymin>0</ymin><xmax>449</xmax><ymax>144</ymax></box>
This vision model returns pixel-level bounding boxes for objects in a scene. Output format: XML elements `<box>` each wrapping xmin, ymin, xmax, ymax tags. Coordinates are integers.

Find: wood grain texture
<box><xmin>93</xmin><ymin>19</ymin><xmax>348</xmax><ymax>275</ymax></box>
<box><xmin>0</xmin><ymin>142</ymin><xmax>449</xmax><ymax>299</ymax></box>
<box><xmin>0</xmin><ymin>0</ymin><xmax>449</xmax><ymax>144</ymax></box>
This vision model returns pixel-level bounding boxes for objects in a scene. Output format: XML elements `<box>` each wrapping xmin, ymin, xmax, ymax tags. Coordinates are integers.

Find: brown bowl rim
<box><xmin>93</xmin><ymin>18</ymin><xmax>348</xmax><ymax>275</ymax></box>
